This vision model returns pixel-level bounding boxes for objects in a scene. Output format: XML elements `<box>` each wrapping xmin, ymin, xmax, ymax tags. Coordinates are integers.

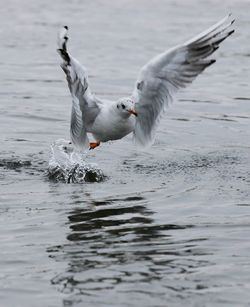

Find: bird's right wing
<box><xmin>57</xmin><ymin>26</ymin><xmax>101</xmax><ymax>150</ymax></box>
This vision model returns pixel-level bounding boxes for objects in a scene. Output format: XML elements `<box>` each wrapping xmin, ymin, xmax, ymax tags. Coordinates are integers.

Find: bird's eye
<box><xmin>121</xmin><ymin>103</ymin><xmax>125</xmax><ymax>109</ymax></box>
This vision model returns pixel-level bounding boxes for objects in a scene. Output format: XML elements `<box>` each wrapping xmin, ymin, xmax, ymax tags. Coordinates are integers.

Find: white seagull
<box><xmin>57</xmin><ymin>15</ymin><xmax>234</xmax><ymax>150</ymax></box>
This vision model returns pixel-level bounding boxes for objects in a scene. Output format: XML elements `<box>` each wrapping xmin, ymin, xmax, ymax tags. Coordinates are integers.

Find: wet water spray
<box><xmin>48</xmin><ymin>140</ymin><xmax>105</xmax><ymax>183</ymax></box>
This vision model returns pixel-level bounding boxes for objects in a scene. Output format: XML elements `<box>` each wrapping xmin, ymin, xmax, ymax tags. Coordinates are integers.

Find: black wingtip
<box><xmin>209</xmin><ymin>59</ymin><xmax>216</xmax><ymax>66</ymax></box>
<box><xmin>64</xmin><ymin>26</ymin><xmax>68</xmax><ymax>30</ymax></box>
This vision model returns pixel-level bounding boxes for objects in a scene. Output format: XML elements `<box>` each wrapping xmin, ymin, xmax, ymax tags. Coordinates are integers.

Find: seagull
<box><xmin>57</xmin><ymin>15</ymin><xmax>234</xmax><ymax>150</ymax></box>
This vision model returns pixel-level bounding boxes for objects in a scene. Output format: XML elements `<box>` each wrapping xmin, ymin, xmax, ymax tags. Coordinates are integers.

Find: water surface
<box><xmin>1</xmin><ymin>0</ymin><xmax>250</xmax><ymax>306</ymax></box>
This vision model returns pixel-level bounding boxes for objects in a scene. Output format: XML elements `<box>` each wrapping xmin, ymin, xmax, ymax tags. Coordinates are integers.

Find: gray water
<box><xmin>1</xmin><ymin>0</ymin><xmax>250</xmax><ymax>306</ymax></box>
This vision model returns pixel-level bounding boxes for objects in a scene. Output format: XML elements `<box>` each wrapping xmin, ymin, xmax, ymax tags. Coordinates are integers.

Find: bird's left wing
<box><xmin>57</xmin><ymin>26</ymin><xmax>101</xmax><ymax>150</ymax></box>
<box><xmin>132</xmin><ymin>15</ymin><xmax>235</xmax><ymax>146</ymax></box>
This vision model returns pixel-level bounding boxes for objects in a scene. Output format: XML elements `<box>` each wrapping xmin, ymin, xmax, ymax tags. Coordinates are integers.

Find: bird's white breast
<box><xmin>90</xmin><ymin>107</ymin><xmax>136</xmax><ymax>142</ymax></box>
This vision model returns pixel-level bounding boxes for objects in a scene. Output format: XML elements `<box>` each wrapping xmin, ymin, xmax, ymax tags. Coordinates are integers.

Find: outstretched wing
<box><xmin>132</xmin><ymin>15</ymin><xmax>235</xmax><ymax>146</ymax></box>
<box><xmin>57</xmin><ymin>26</ymin><xmax>101</xmax><ymax>150</ymax></box>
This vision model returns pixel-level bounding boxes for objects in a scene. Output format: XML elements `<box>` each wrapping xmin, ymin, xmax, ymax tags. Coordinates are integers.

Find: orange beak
<box><xmin>128</xmin><ymin>109</ymin><xmax>138</xmax><ymax>117</ymax></box>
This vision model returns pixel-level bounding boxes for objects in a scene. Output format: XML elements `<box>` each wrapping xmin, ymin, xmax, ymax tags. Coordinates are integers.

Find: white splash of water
<box><xmin>48</xmin><ymin>139</ymin><xmax>105</xmax><ymax>183</ymax></box>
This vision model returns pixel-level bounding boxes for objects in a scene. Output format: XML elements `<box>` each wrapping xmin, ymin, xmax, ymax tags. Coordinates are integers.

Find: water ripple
<box><xmin>48</xmin><ymin>195</ymin><xmax>210</xmax><ymax>303</ymax></box>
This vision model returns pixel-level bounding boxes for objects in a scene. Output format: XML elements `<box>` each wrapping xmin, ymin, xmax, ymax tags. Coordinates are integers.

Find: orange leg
<box><xmin>89</xmin><ymin>141</ymin><xmax>100</xmax><ymax>150</ymax></box>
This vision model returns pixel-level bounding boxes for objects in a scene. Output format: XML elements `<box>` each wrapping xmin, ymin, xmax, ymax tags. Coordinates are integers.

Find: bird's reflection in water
<box><xmin>48</xmin><ymin>194</ymin><xmax>211</xmax><ymax>305</ymax></box>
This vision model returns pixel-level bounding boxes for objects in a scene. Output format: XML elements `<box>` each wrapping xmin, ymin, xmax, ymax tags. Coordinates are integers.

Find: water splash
<box><xmin>48</xmin><ymin>139</ymin><xmax>105</xmax><ymax>183</ymax></box>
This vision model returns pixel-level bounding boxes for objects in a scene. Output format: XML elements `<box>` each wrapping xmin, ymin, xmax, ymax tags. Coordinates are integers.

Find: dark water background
<box><xmin>1</xmin><ymin>0</ymin><xmax>250</xmax><ymax>306</ymax></box>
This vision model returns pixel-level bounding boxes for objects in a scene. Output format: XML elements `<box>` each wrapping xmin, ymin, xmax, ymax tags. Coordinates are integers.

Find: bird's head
<box><xmin>116</xmin><ymin>97</ymin><xmax>137</xmax><ymax>118</ymax></box>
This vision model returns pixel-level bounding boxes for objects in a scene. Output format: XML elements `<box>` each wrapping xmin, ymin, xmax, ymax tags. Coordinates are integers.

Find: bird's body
<box><xmin>90</xmin><ymin>101</ymin><xmax>136</xmax><ymax>142</ymax></box>
<box><xmin>57</xmin><ymin>15</ymin><xmax>234</xmax><ymax>150</ymax></box>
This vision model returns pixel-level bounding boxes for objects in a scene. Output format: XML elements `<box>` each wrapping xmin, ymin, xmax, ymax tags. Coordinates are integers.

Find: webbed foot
<box><xmin>89</xmin><ymin>141</ymin><xmax>100</xmax><ymax>150</ymax></box>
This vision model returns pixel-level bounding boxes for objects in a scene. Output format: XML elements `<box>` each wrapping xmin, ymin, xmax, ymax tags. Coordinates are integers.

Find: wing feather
<box><xmin>57</xmin><ymin>27</ymin><xmax>100</xmax><ymax>150</ymax></box>
<box><xmin>132</xmin><ymin>15</ymin><xmax>235</xmax><ymax>146</ymax></box>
